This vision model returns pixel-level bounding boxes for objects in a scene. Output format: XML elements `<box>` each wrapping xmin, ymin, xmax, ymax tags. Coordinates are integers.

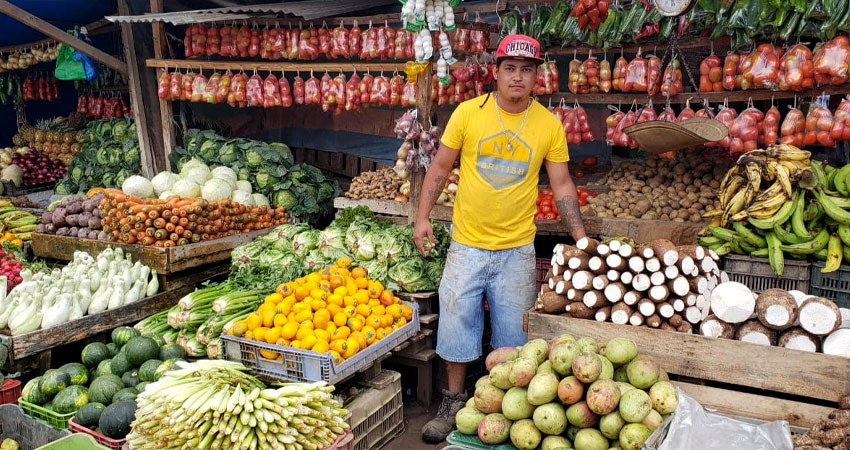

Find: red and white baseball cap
<box><xmin>496</xmin><ymin>34</ymin><xmax>544</xmax><ymax>64</ymax></box>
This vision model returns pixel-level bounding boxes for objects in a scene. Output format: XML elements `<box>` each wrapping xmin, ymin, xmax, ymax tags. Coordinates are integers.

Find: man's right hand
<box><xmin>413</xmin><ymin>219</ymin><xmax>435</xmax><ymax>257</ymax></box>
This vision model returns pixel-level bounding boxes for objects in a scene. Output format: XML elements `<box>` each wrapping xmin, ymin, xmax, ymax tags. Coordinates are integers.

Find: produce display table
<box><xmin>0</xmin><ymin>285</ymin><xmax>192</xmax><ymax>366</ymax></box>
<box><xmin>31</xmin><ymin>228</ymin><xmax>273</xmax><ymax>274</ymax></box>
<box><xmin>523</xmin><ymin>311</ymin><xmax>844</xmax><ymax>428</ymax></box>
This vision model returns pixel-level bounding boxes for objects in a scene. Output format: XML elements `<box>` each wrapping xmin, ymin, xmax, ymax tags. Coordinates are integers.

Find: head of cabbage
<box><xmin>173</xmin><ymin>179</ymin><xmax>201</xmax><ymax>198</ymax></box>
<box><xmin>376</xmin><ymin>227</ymin><xmax>416</xmax><ymax>264</ymax></box>
<box><xmin>150</xmin><ymin>171</ymin><xmax>180</xmax><ymax>196</ymax></box>
<box><xmin>292</xmin><ymin>229</ymin><xmax>320</xmax><ymax>256</ymax></box>
<box><xmin>318</xmin><ymin>227</ymin><xmax>350</xmax><ymax>260</ymax></box>
<box><xmin>231</xmin><ymin>190</ymin><xmax>255</xmax><ymax>206</ymax></box>
<box><xmin>201</xmin><ymin>178</ymin><xmax>233</xmax><ymax>202</ymax></box>
<box><xmin>388</xmin><ymin>258</ymin><xmax>432</xmax><ymax>292</ymax></box>
<box><xmin>180</xmin><ymin>159</ymin><xmax>211</xmax><ymax>185</ymax></box>
<box><xmin>122</xmin><ymin>175</ymin><xmax>155</xmax><ymax>198</ymax></box>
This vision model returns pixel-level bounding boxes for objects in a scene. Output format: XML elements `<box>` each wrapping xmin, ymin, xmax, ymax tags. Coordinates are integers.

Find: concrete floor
<box><xmin>384</xmin><ymin>398</ymin><xmax>450</xmax><ymax>450</ymax></box>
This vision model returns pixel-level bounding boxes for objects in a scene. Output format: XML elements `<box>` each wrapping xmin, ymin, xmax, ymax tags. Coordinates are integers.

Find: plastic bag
<box><xmin>393</xmin><ymin>29</ymin><xmax>408</xmax><ymax>59</ymax></box>
<box><xmin>615</xmin><ymin>109</ymin><xmax>637</xmax><ymax>148</ymax></box>
<box><xmin>54</xmin><ymin>43</ymin><xmax>85</xmax><ymax>80</ymax></box>
<box><xmin>191</xmin><ymin>73</ymin><xmax>207</xmax><ymax>102</ymax></box>
<box><xmin>567</xmin><ymin>54</ymin><xmax>581</xmax><ymax>93</ymax></box>
<box><xmin>805</xmin><ymin>104</ymin><xmax>836</xmax><ymax>147</ymax></box>
<box><xmin>453</xmin><ymin>26</ymin><xmax>470</xmax><ymax>51</ymax></box>
<box><xmin>599</xmin><ymin>59</ymin><xmax>611</xmax><ymax>93</ymax></box>
<box><xmin>230</xmin><ymin>73</ymin><xmax>247</xmax><ymax>107</ymax></box>
<box><xmin>286</xmin><ymin>28</ymin><xmax>299</xmax><ymax>60</ymax></box>
<box><xmin>646</xmin><ymin>55</ymin><xmax>663</xmax><ymax>95</ymax></box>
<box><xmin>169</xmin><ymin>71</ymin><xmax>182</xmax><ymax>101</ymax></box>
<box><xmin>656</xmin><ymin>389</ymin><xmax>792</xmax><ymax>450</ymax></box>
<box><xmin>216</xmin><ymin>70</ymin><xmax>231</xmax><ymax>104</ymax></box>
<box><xmin>390</xmin><ymin>74</ymin><xmax>404</xmax><ymax>107</ymax></box>
<box><xmin>270</xmin><ymin>27</ymin><xmax>285</xmax><ymax>55</ymax></box>
<box><xmin>834</xmin><ymin>97</ymin><xmax>850</xmax><ymax>141</ymax></box>
<box><xmin>181</xmin><ymin>72</ymin><xmax>195</xmax><ymax>101</ymax></box>
<box><xmin>576</xmin><ymin>105</ymin><xmax>593</xmax><ymax>142</ymax></box>
<box><xmin>637</xmin><ymin>103</ymin><xmax>657</xmax><ymax>123</ymax></box>
<box><xmin>299</xmin><ymin>26</ymin><xmax>320</xmax><ymax>60</ymax></box>
<box><xmin>349</xmin><ymin>22</ymin><xmax>362</xmax><ymax>57</ymax></box>
<box><xmin>709</xmin><ymin>106</ymin><xmax>737</xmax><ymax>148</ymax></box>
<box><xmin>469</xmin><ymin>25</ymin><xmax>488</xmax><ymax>53</ymax></box>
<box><xmin>612</xmin><ymin>56</ymin><xmax>627</xmax><ymax>91</ymax></box>
<box><xmin>205</xmin><ymin>72</ymin><xmax>221</xmax><ymax>104</ymax></box>
<box><xmin>606</xmin><ymin>109</ymin><xmax>625</xmax><ymax>145</ymax></box>
<box><xmin>740</xmin><ymin>43</ymin><xmax>780</xmax><ymax>90</ymax></box>
<box><xmin>331</xmin><ymin>22</ymin><xmax>350</xmax><ymax>59</ymax></box>
<box><xmin>548</xmin><ymin>61</ymin><xmax>560</xmax><ymax>94</ymax></box>
<box><xmin>722</xmin><ymin>53</ymin><xmax>740</xmax><ymax>90</ymax></box>
<box><xmin>699</xmin><ymin>54</ymin><xmax>723</xmax><ymax>92</ymax></box>
<box><xmin>778</xmin><ymin>44</ymin><xmax>814</xmax><ymax>92</ymax></box>
<box><xmin>320</xmin><ymin>73</ymin><xmax>332</xmax><ymax>111</ymax></box>
<box><xmin>331</xmin><ymin>74</ymin><xmax>346</xmax><ymax>114</ymax></box>
<box><xmin>371</xmin><ymin>75</ymin><xmax>391</xmax><ymax>106</ymax></box>
<box><xmin>677</xmin><ymin>98</ymin><xmax>696</xmax><ymax>122</ymax></box>
<box><xmin>360</xmin><ymin>22</ymin><xmax>377</xmax><ymax>59</ymax></box>
<box><xmin>205</xmin><ymin>25</ymin><xmax>220</xmax><ymax>56</ymax></box>
<box><xmin>359</xmin><ymin>73</ymin><xmax>374</xmax><ymax>105</ymax></box>
<box><xmin>624</xmin><ymin>55</ymin><xmax>648</xmax><ymax>93</ymax></box>
<box><xmin>248</xmin><ymin>27</ymin><xmax>261</xmax><ymax>58</ymax></box>
<box><xmin>157</xmin><ymin>71</ymin><xmax>170</xmax><ymax>99</ymax></box>
<box><xmin>758</xmin><ymin>105</ymin><xmax>780</xmax><ymax>146</ymax></box>
<box><xmin>780</xmin><ymin>107</ymin><xmax>806</xmax><ymax>147</ymax></box>
<box><xmin>304</xmin><ymin>74</ymin><xmax>320</xmax><ymax>106</ymax></box>
<box><xmin>263</xmin><ymin>73</ymin><xmax>281</xmax><ymax>108</ymax></box>
<box><xmin>813</xmin><ymin>35</ymin><xmax>850</xmax><ymax>85</ymax></box>
<box><xmin>245</xmin><ymin>73</ymin><xmax>262</xmax><ymax>106</ymax></box>
<box><xmin>318</xmin><ymin>25</ymin><xmax>331</xmax><ymax>58</ymax></box>
<box><xmin>279</xmin><ymin>73</ymin><xmax>292</xmax><ymax>107</ymax></box>
<box><xmin>293</xmin><ymin>75</ymin><xmax>305</xmax><ymax>105</ymax></box>
<box><xmin>377</xmin><ymin>25</ymin><xmax>391</xmax><ymax>59</ymax></box>
<box><xmin>236</xmin><ymin>26</ymin><xmax>251</xmax><ymax>58</ymax></box>
<box><xmin>562</xmin><ymin>107</ymin><xmax>580</xmax><ymax>144</ymax></box>
<box><xmin>401</xmin><ymin>80</ymin><xmax>416</xmax><ymax>108</ymax></box>
<box><xmin>658</xmin><ymin>105</ymin><xmax>677</xmax><ymax>122</ymax></box>
<box><xmin>729</xmin><ymin>106</ymin><xmax>762</xmax><ymax>153</ymax></box>
<box><xmin>661</xmin><ymin>59</ymin><xmax>683</xmax><ymax>96</ymax></box>
<box><xmin>578</xmin><ymin>56</ymin><xmax>600</xmax><ymax>94</ymax></box>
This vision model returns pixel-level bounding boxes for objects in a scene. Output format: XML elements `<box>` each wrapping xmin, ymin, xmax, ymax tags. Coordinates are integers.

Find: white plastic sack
<box><xmin>648</xmin><ymin>388</ymin><xmax>793</xmax><ymax>450</ymax></box>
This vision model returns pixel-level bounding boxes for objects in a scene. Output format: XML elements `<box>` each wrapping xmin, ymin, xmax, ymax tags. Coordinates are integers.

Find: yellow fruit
<box><xmin>327</xmin><ymin>304</ymin><xmax>342</xmax><ymax>317</ymax></box>
<box><xmin>254</xmin><ymin>327</ymin><xmax>269</xmax><ymax>342</ymax></box>
<box><xmin>362</xmin><ymin>326</ymin><xmax>377</xmax><ymax>344</ymax></box>
<box><xmin>281</xmin><ymin>322</ymin><xmax>299</xmax><ymax>340</ymax></box>
<box><xmin>261</xmin><ymin>310</ymin><xmax>275</xmax><ymax>328</ymax></box>
<box><xmin>386</xmin><ymin>304</ymin><xmax>402</xmax><ymax>318</ymax></box>
<box><xmin>276</xmin><ymin>302</ymin><xmax>292</xmax><ymax>317</ymax></box>
<box><xmin>368</xmin><ymin>299</ymin><xmax>380</xmax><ymax>307</ymax></box>
<box><xmin>291</xmin><ymin>340</ymin><xmax>301</xmax><ymax>349</ymax></box>
<box><xmin>348</xmin><ymin>317</ymin><xmax>364</xmax><ymax>332</ymax></box>
<box><xmin>333</xmin><ymin>287</ymin><xmax>348</xmax><ymax>297</ymax></box>
<box><xmin>294</xmin><ymin>309</ymin><xmax>313</xmax><ymax>323</ymax></box>
<box><xmin>313</xmin><ymin>309</ymin><xmax>330</xmax><ymax>329</ymax></box>
<box><xmin>295</xmin><ymin>286</ymin><xmax>310</xmax><ymax>301</ymax></box>
<box><xmin>277</xmin><ymin>282</ymin><xmax>295</xmax><ymax>297</ymax></box>
<box><xmin>299</xmin><ymin>321</ymin><xmax>314</xmax><ymax>330</ymax></box>
<box><xmin>344</xmin><ymin>338</ymin><xmax>360</xmax><ymax>358</ymax></box>
<box><xmin>355</xmin><ymin>277</ymin><xmax>368</xmax><ymax>290</ymax></box>
<box><xmin>356</xmin><ymin>304</ymin><xmax>372</xmax><ymax>317</ymax></box>
<box><xmin>259</xmin><ymin>350</ymin><xmax>279</xmax><ymax>360</ymax></box>
<box><xmin>276</xmin><ymin>338</ymin><xmax>289</xmax><ymax>347</ymax></box>
<box><xmin>378</xmin><ymin>328</ymin><xmax>389</xmax><ymax>340</ymax></box>
<box><xmin>292</xmin><ymin>302</ymin><xmax>309</xmax><ymax>313</ymax></box>
<box><xmin>266</xmin><ymin>327</ymin><xmax>282</xmax><ymax>344</ymax></box>
<box><xmin>325</xmin><ymin>322</ymin><xmax>337</xmax><ymax>334</ymax></box>
<box><xmin>330</xmin><ymin>339</ymin><xmax>347</xmax><ymax>355</ymax></box>
<box><xmin>381</xmin><ymin>314</ymin><xmax>394</xmax><ymax>328</ymax></box>
<box><xmin>312</xmin><ymin>341</ymin><xmax>330</xmax><ymax>354</ymax></box>
<box><xmin>306</xmin><ymin>272</ymin><xmax>322</xmax><ymax>283</ymax></box>
<box><xmin>287</xmin><ymin>312</ymin><xmax>296</xmax><ymax>323</ymax></box>
<box><xmin>329</xmin><ymin>276</ymin><xmax>344</xmax><ymax>290</ymax></box>
<box><xmin>330</xmin><ymin>350</ymin><xmax>343</xmax><ymax>364</ymax></box>
<box><xmin>244</xmin><ymin>330</ymin><xmax>254</xmax><ymax>340</ymax></box>
<box><xmin>343</xmin><ymin>296</ymin><xmax>356</xmax><ymax>307</ymax></box>
<box><xmin>317</xmin><ymin>280</ymin><xmax>331</xmax><ymax>292</ymax></box>
<box><xmin>366</xmin><ymin>315</ymin><xmax>382</xmax><ymax>329</ymax></box>
<box><xmin>401</xmin><ymin>305</ymin><xmax>413</xmax><ymax>321</ymax></box>
<box><xmin>372</xmin><ymin>305</ymin><xmax>386</xmax><ymax>316</ymax></box>
<box><xmin>301</xmin><ymin>335</ymin><xmax>318</xmax><ymax>350</ymax></box>
<box><xmin>368</xmin><ymin>281</ymin><xmax>384</xmax><ymax>299</ymax></box>
<box><xmin>328</xmin><ymin>294</ymin><xmax>343</xmax><ymax>306</ymax></box>
<box><xmin>332</xmin><ymin>326</ymin><xmax>351</xmax><ymax>340</ymax></box>
<box><xmin>351</xmin><ymin>267</ymin><xmax>366</xmax><ymax>279</ymax></box>
<box><xmin>245</xmin><ymin>313</ymin><xmax>262</xmax><ymax>331</ymax></box>
<box><xmin>344</xmin><ymin>306</ymin><xmax>356</xmax><ymax>317</ymax></box>
<box><xmin>314</xmin><ymin>329</ymin><xmax>330</xmax><ymax>342</ymax></box>
<box><xmin>265</xmin><ymin>293</ymin><xmax>283</xmax><ymax>304</ymax></box>
<box><xmin>230</xmin><ymin>320</ymin><xmax>247</xmax><ymax>337</ymax></box>
<box><xmin>337</xmin><ymin>257</ymin><xmax>353</xmax><ymax>268</ymax></box>
<box><xmin>354</xmin><ymin>290</ymin><xmax>369</xmax><ymax>305</ymax></box>
<box><xmin>333</xmin><ymin>312</ymin><xmax>348</xmax><ymax>327</ymax></box>
<box><xmin>395</xmin><ymin>317</ymin><xmax>408</xmax><ymax>327</ymax></box>
<box><xmin>310</xmin><ymin>299</ymin><xmax>327</xmax><ymax>312</ymax></box>
<box><xmin>310</xmin><ymin>289</ymin><xmax>328</xmax><ymax>302</ymax></box>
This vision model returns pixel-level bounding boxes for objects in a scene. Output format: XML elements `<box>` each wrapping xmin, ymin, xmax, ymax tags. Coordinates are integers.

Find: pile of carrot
<box><xmin>98</xmin><ymin>189</ymin><xmax>287</xmax><ymax>247</ymax></box>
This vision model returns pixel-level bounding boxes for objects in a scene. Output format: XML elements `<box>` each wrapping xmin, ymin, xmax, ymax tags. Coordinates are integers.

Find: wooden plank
<box><xmin>329</xmin><ymin>152</ymin><xmax>345</xmax><ymax>173</ymax></box>
<box><xmin>32</xmin><ymin>228</ymin><xmax>273</xmax><ymax>274</ymax></box>
<box><xmin>118</xmin><ymin>0</ymin><xmax>158</xmax><ymax>178</ymax></box>
<box><xmin>345</xmin><ymin>155</ymin><xmax>360</xmax><ymax>178</ymax></box>
<box><xmin>0</xmin><ymin>1</ymin><xmax>127</xmax><ymax>75</ymax></box>
<box><xmin>159</xmin><ymin>262</ymin><xmax>229</xmax><ymax>292</ymax></box>
<box><xmin>536</xmin><ymin>217</ymin><xmax>706</xmax><ymax>244</ymax></box>
<box><xmin>334</xmin><ymin>197</ymin><xmax>408</xmax><ymax>217</ymax></box>
<box><xmin>147</xmin><ymin>59</ymin><xmax>408</xmax><ymax>73</ymax></box>
<box><xmin>526</xmin><ymin>312</ymin><xmax>850</xmax><ymax>403</ymax></box>
<box><xmin>2</xmin><ymin>286</ymin><xmax>191</xmax><ymax>361</ymax></box>
<box><xmin>150</xmin><ymin>0</ymin><xmax>176</xmax><ymax>171</ymax></box>
<box><xmin>672</xmin><ymin>381</ymin><xmax>833</xmax><ymax>429</ymax></box>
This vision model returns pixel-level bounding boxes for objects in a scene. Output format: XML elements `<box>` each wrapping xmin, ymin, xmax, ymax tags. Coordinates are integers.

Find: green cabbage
<box><xmin>292</xmin><ymin>229</ymin><xmax>320</xmax><ymax>256</ymax></box>
<box><xmin>232</xmin><ymin>240</ymin><xmax>266</xmax><ymax>267</ymax></box>
<box><xmin>376</xmin><ymin>227</ymin><xmax>416</xmax><ymax>265</ymax></box>
<box><xmin>303</xmin><ymin>249</ymin><xmax>333</xmax><ymax>273</ymax></box>
<box><xmin>318</xmin><ymin>227</ymin><xmax>351</xmax><ymax>260</ymax></box>
<box><xmin>273</xmin><ymin>189</ymin><xmax>297</xmax><ymax>209</ymax></box>
<box><xmin>358</xmin><ymin>258</ymin><xmax>388</xmax><ymax>284</ymax></box>
<box><xmin>388</xmin><ymin>258</ymin><xmax>432</xmax><ymax>292</ymax></box>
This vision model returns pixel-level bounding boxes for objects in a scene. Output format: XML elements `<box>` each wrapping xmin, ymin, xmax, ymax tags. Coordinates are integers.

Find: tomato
<box><xmin>542</xmin><ymin>205</ymin><xmax>552</xmax><ymax>213</ymax></box>
<box><xmin>582</xmin><ymin>156</ymin><xmax>597</xmax><ymax>166</ymax></box>
<box><xmin>574</xmin><ymin>169</ymin><xmax>585</xmax><ymax>178</ymax></box>
<box><xmin>544</xmin><ymin>212</ymin><xmax>556</xmax><ymax>220</ymax></box>
<box><xmin>578</xmin><ymin>197</ymin><xmax>587</xmax><ymax>207</ymax></box>
<box><xmin>535</xmin><ymin>213</ymin><xmax>544</xmax><ymax>220</ymax></box>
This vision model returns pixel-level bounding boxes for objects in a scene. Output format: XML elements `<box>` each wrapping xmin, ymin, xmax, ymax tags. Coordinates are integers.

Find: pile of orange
<box><xmin>228</xmin><ymin>257</ymin><xmax>414</xmax><ymax>364</ymax></box>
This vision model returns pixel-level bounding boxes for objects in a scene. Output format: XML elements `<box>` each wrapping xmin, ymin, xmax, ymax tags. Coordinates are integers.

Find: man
<box><xmin>415</xmin><ymin>34</ymin><xmax>587</xmax><ymax>442</ymax></box>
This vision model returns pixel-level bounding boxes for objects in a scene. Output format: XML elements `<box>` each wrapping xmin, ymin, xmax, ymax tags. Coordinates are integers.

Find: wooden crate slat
<box><xmin>526</xmin><ymin>312</ymin><xmax>850</xmax><ymax>403</ymax></box>
<box><xmin>333</xmin><ymin>197</ymin><xmax>409</xmax><ymax>217</ymax></box>
<box><xmin>672</xmin><ymin>381</ymin><xmax>833</xmax><ymax>429</ymax></box>
<box><xmin>2</xmin><ymin>285</ymin><xmax>192</xmax><ymax>361</ymax></box>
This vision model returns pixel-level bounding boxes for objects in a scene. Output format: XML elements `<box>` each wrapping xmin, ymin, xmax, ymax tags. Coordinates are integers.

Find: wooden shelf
<box><xmin>146</xmin><ymin>58</ymin><xmax>410</xmax><ymax>73</ymax></box>
<box><xmin>547</xmin><ymin>84</ymin><xmax>850</xmax><ymax>106</ymax></box>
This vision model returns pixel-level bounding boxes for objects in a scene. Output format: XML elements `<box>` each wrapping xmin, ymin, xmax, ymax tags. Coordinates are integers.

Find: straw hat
<box><xmin>623</xmin><ymin>117</ymin><xmax>728</xmax><ymax>154</ymax></box>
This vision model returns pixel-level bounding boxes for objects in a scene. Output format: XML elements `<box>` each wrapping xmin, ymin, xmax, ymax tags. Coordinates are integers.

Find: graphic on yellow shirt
<box><xmin>477</xmin><ymin>132</ymin><xmax>532</xmax><ymax>189</ymax></box>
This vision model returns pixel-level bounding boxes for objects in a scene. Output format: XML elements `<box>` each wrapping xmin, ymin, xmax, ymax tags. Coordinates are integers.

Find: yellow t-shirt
<box><xmin>441</xmin><ymin>93</ymin><xmax>569</xmax><ymax>250</ymax></box>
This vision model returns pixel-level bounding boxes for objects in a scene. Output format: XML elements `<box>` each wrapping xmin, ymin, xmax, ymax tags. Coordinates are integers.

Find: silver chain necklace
<box><xmin>494</xmin><ymin>96</ymin><xmax>532</xmax><ymax>152</ymax></box>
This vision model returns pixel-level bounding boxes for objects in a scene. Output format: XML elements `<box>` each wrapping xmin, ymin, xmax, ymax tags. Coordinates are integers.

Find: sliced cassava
<box><xmin>777</xmin><ymin>327</ymin><xmax>819</xmax><ymax>353</ymax></box>
<box><xmin>798</xmin><ymin>297</ymin><xmax>841</xmax><ymax>336</ymax></box>
<box><xmin>736</xmin><ymin>319</ymin><xmax>777</xmax><ymax>346</ymax></box>
<box><xmin>755</xmin><ymin>289</ymin><xmax>798</xmax><ymax>331</ymax></box>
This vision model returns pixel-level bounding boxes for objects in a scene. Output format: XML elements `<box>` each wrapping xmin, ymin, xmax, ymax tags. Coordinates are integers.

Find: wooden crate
<box><xmin>0</xmin><ymin>285</ymin><xmax>192</xmax><ymax>363</ymax></box>
<box><xmin>524</xmin><ymin>311</ymin><xmax>845</xmax><ymax>428</ymax></box>
<box><xmin>30</xmin><ymin>228</ymin><xmax>273</xmax><ymax>274</ymax></box>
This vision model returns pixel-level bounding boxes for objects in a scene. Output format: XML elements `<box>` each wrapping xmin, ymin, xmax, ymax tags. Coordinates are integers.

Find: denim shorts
<box><xmin>435</xmin><ymin>240</ymin><xmax>537</xmax><ymax>363</ymax></box>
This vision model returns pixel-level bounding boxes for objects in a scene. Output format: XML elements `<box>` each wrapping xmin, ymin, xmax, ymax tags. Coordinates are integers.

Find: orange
<box><xmin>400</xmin><ymin>304</ymin><xmax>413</xmax><ymax>321</ymax></box>
<box><xmin>245</xmin><ymin>313</ymin><xmax>261</xmax><ymax>331</ymax></box>
<box><xmin>281</xmin><ymin>321</ymin><xmax>299</xmax><ymax>340</ymax></box>
<box><xmin>254</xmin><ymin>327</ymin><xmax>269</xmax><ymax>343</ymax></box>
<box><xmin>259</xmin><ymin>349</ymin><xmax>279</xmax><ymax>360</ymax></box>
<box><xmin>337</xmin><ymin>257</ymin><xmax>353</xmax><ymax>268</ymax></box>
<box><xmin>294</xmin><ymin>286</ymin><xmax>310</xmax><ymax>301</ymax></box>
<box><xmin>265</xmin><ymin>293</ymin><xmax>283</xmax><ymax>304</ymax></box>
<box><xmin>333</xmin><ymin>312</ymin><xmax>348</xmax><ymax>327</ymax></box>
<box><xmin>350</xmin><ymin>332</ymin><xmax>367</xmax><ymax>351</ymax></box>
<box><xmin>312</xmin><ymin>340</ymin><xmax>330</xmax><ymax>354</ymax></box>
<box><xmin>332</xmin><ymin>326</ymin><xmax>351</xmax><ymax>340</ymax></box>
<box><xmin>266</xmin><ymin>327</ymin><xmax>282</xmax><ymax>344</ymax></box>
<box><xmin>351</xmin><ymin>267</ymin><xmax>366</xmax><ymax>278</ymax></box>
<box><xmin>313</xmin><ymin>309</ymin><xmax>330</xmax><ymax>329</ymax></box>
<box><xmin>366</xmin><ymin>315</ymin><xmax>382</xmax><ymax>329</ymax></box>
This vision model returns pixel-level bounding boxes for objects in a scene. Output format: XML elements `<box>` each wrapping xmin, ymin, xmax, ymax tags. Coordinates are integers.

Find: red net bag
<box><xmin>279</xmin><ymin>72</ymin><xmax>293</xmax><ymax>107</ymax></box>
<box><xmin>699</xmin><ymin>53</ymin><xmax>723</xmax><ymax>92</ymax></box>
<box><xmin>722</xmin><ymin>52</ymin><xmax>740</xmax><ymax>90</ymax></box>
<box><xmin>778</xmin><ymin>44</ymin><xmax>814</xmax><ymax>92</ymax></box>
<box><xmin>729</xmin><ymin>105</ymin><xmax>762</xmax><ymax>153</ymax></box>
<box><xmin>600</xmin><ymin>58</ymin><xmax>611</xmax><ymax>93</ymax></box>
<box><xmin>624</xmin><ymin>53</ymin><xmax>648</xmax><ymax>93</ymax></box>
<box><xmin>661</xmin><ymin>59</ymin><xmax>683</xmax><ymax>96</ymax></box>
<box><xmin>677</xmin><ymin>98</ymin><xmax>696</xmax><ymax>122</ymax></box>
<box><xmin>740</xmin><ymin>43</ymin><xmax>781</xmax><ymax>90</ymax></box>
<box><xmin>567</xmin><ymin>52</ymin><xmax>581</xmax><ymax>94</ymax></box>
<box><xmin>612</xmin><ymin>55</ymin><xmax>627</xmax><ymax>91</ymax></box>
<box><xmin>345</xmin><ymin>72</ymin><xmax>362</xmax><ymax>112</ymax></box>
<box><xmin>708</xmin><ymin>106</ymin><xmax>737</xmax><ymax>148</ymax></box>
<box><xmin>293</xmin><ymin>75</ymin><xmax>305</xmax><ymax>105</ymax></box>
<box><xmin>813</xmin><ymin>35</ymin><xmax>850</xmax><ymax>86</ymax></box>
<box><xmin>304</xmin><ymin>73</ymin><xmax>321</xmax><ymax>105</ymax></box>
<box><xmin>191</xmin><ymin>73</ymin><xmax>207</xmax><ymax>103</ymax></box>
<box><xmin>805</xmin><ymin>103</ymin><xmax>836</xmax><ymax>147</ymax></box>
<box><xmin>263</xmin><ymin>73</ymin><xmax>282</xmax><ymax>108</ymax></box>
<box><xmin>606</xmin><ymin>108</ymin><xmax>625</xmax><ymax>145</ymax></box>
<box><xmin>833</xmin><ymin>97</ymin><xmax>850</xmax><ymax>142</ymax></box>
<box><xmin>205</xmin><ymin>72</ymin><xmax>221</xmax><ymax>104</ymax></box>
<box><xmin>646</xmin><ymin>55</ymin><xmax>662</xmax><ymax>95</ymax></box>
<box><xmin>758</xmin><ymin>105</ymin><xmax>780</xmax><ymax>146</ymax></box>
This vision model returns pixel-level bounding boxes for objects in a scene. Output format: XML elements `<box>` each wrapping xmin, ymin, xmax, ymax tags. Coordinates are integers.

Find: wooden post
<box><xmin>408</xmin><ymin>63</ymin><xmax>433</xmax><ymax>225</ymax></box>
<box><xmin>0</xmin><ymin>0</ymin><xmax>127</xmax><ymax>75</ymax></box>
<box><xmin>150</xmin><ymin>0</ymin><xmax>175</xmax><ymax>170</ymax></box>
<box><xmin>117</xmin><ymin>0</ymin><xmax>162</xmax><ymax>177</ymax></box>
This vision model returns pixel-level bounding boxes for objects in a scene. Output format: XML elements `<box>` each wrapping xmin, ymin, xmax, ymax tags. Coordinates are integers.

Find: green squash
<box><xmin>81</xmin><ymin>343</ymin><xmax>111</xmax><ymax>368</ymax></box>
<box><xmin>124</xmin><ymin>336</ymin><xmax>159</xmax><ymax>366</ymax></box>
<box><xmin>53</xmin><ymin>385</ymin><xmax>88</xmax><ymax>414</ymax></box>
<box><xmin>75</xmin><ymin>402</ymin><xmax>106</xmax><ymax>428</ymax></box>
<box><xmin>59</xmin><ymin>363</ymin><xmax>89</xmax><ymax>386</ymax></box>
<box><xmin>99</xmin><ymin>400</ymin><xmax>137</xmax><ymax>439</ymax></box>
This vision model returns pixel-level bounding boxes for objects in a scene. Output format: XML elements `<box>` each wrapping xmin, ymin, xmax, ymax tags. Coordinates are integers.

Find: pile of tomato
<box><xmin>535</xmin><ymin>186</ymin><xmax>596</xmax><ymax>221</ymax></box>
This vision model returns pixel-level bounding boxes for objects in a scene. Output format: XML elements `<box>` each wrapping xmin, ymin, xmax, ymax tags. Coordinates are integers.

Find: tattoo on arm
<box><xmin>427</xmin><ymin>175</ymin><xmax>446</xmax><ymax>205</ymax></box>
<box><xmin>556</xmin><ymin>195</ymin><xmax>586</xmax><ymax>238</ymax></box>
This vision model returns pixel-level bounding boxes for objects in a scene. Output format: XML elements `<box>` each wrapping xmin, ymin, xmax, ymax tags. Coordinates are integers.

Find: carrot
<box><xmin>174</xmin><ymin>225</ymin><xmax>184</xmax><ymax>235</ymax></box>
<box><xmin>153</xmin><ymin>218</ymin><xmax>166</xmax><ymax>229</ymax></box>
<box><xmin>154</xmin><ymin>229</ymin><xmax>168</xmax><ymax>240</ymax></box>
<box><xmin>144</xmin><ymin>219</ymin><xmax>154</xmax><ymax>228</ymax></box>
<box><xmin>178</xmin><ymin>209</ymin><xmax>188</xmax><ymax>219</ymax></box>
<box><xmin>169</xmin><ymin>232</ymin><xmax>179</xmax><ymax>242</ymax></box>
<box><xmin>146</xmin><ymin>228</ymin><xmax>156</xmax><ymax>238</ymax></box>
<box><xmin>165</xmin><ymin>223</ymin><xmax>175</xmax><ymax>233</ymax></box>
<box><xmin>169</xmin><ymin>215</ymin><xmax>180</xmax><ymax>225</ymax></box>
<box><xmin>142</xmin><ymin>236</ymin><xmax>156</xmax><ymax>246</ymax></box>
<box><xmin>148</xmin><ymin>210</ymin><xmax>159</xmax><ymax>220</ymax></box>
<box><xmin>178</xmin><ymin>238</ymin><xmax>189</xmax><ymax>246</ymax></box>
<box><xmin>173</xmin><ymin>199</ymin><xmax>195</xmax><ymax>208</ymax></box>
<box><xmin>178</xmin><ymin>217</ymin><xmax>189</xmax><ymax>227</ymax></box>
<box><xmin>163</xmin><ymin>240</ymin><xmax>175</xmax><ymax>247</ymax></box>
<box><xmin>182</xmin><ymin>230</ymin><xmax>193</xmax><ymax>239</ymax></box>
<box><xmin>162</xmin><ymin>209</ymin><xmax>172</xmax><ymax>220</ymax></box>
<box><xmin>134</xmin><ymin>221</ymin><xmax>145</xmax><ymax>230</ymax></box>
<box><xmin>201</xmin><ymin>233</ymin><xmax>210</xmax><ymax>241</ymax></box>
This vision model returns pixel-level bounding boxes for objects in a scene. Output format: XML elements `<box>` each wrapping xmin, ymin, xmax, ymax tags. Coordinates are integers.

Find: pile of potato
<box><xmin>581</xmin><ymin>154</ymin><xmax>730</xmax><ymax>223</ymax></box>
